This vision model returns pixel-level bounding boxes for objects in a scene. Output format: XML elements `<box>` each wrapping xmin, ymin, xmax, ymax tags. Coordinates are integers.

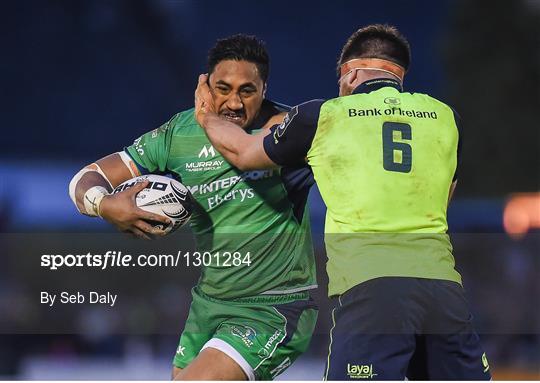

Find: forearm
<box><xmin>69</xmin><ymin>166</ymin><xmax>113</xmax><ymax>217</ymax></box>
<box><xmin>201</xmin><ymin>112</ymin><xmax>261</xmax><ymax>170</ymax></box>
<box><xmin>69</xmin><ymin>153</ymin><xmax>136</xmax><ymax>216</ymax></box>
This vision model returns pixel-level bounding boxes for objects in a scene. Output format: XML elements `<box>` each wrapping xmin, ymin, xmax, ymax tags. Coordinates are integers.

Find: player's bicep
<box><xmin>125</xmin><ymin>115</ymin><xmax>177</xmax><ymax>173</ymax></box>
<box><xmin>95</xmin><ymin>152</ymin><xmax>140</xmax><ymax>187</ymax></box>
<box><xmin>74</xmin><ymin>152</ymin><xmax>137</xmax><ymax>196</ymax></box>
<box><xmin>261</xmin><ymin>111</ymin><xmax>287</xmax><ymax>130</ymax></box>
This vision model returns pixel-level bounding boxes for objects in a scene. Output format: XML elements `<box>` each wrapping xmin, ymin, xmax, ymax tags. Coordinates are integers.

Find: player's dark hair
<box><xmin>337</xmin><ymin>24</ymin><xmax>411</xmax><ymax>76</ymax></box>
<box><xmin>208</xmin><ymin>34</ymin><xmax>270</xmax><ymax>83</ymax></box>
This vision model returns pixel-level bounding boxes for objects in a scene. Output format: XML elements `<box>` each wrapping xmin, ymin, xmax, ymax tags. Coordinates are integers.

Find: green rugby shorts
<box><xmin>173</xmin><ymin>287</ymin><xmax>318</xmax><ymax>380</ymax></box>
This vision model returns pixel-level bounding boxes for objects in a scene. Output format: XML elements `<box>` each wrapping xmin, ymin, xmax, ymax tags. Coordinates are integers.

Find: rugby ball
<box><xmin>113</xmin><ymin>174</ymin><xmax>192</xmax><ymax>234</ymax></box>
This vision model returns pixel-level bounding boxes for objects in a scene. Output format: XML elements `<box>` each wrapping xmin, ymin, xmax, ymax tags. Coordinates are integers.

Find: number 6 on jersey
<box><xmin>382</xmin><ymin>122</ymin><xmax>412</xmax><ymax>173</ymax></box>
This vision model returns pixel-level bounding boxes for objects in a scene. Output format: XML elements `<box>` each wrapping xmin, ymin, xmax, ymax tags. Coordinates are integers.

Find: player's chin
<box><xmin>236</xmin><ymin>117</ymin><xmax>251</xmax><ymax>130</ymax></box>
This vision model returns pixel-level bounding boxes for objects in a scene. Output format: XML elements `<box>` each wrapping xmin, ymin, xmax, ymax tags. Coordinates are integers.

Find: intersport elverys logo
<box><xmin>185</xmin><ymin>145</ymin><xmax>223</xmax><ymax>172</ymax></box>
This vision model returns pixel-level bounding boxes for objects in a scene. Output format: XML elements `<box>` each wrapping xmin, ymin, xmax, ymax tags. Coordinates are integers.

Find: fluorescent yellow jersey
<box><xmin>263</xmin><ymin>79</ymin><xmax>462</xmax><ymax>296</ymax></box>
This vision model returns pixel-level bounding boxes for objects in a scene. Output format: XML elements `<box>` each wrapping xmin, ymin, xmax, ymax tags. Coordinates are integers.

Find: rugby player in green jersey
<box><xmin>69</xmin><ymin>34</ymin><xmax>318</xmax><ymax>380</ymax></box>
<box><xmin>195</xmin><ymin>25</ymin><xmax>491</xmax><ymax>380</ymax></box>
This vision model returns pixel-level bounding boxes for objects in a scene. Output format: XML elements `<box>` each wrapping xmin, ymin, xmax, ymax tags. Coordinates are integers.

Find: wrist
<box><xmin>201</xmin><ymin>110</ymin><xmax>213</xmax><ymax>124</ymax></box>
<box><xmin>204</xmin><ymin>112</ymin><xmax>221</xmax><ymax>130</ymax></box>
<box><xmin>83</xmin><ymin>186</ymin><xmax>109</xmax><ymax>217</ymax></box>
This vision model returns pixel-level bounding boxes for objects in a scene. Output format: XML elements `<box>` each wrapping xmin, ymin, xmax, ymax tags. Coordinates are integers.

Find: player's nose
<box><xmin>225</xmin><ymin>92</ymin><xmax>243</xmax><ymax>110</ymax></box>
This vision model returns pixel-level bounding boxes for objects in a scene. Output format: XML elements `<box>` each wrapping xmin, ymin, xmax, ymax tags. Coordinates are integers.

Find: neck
<box><xmin>340</xmin><ymin>69</ymin><xmax>402</xmax><ymax>96</ymax></box>
<box><xmin>357</xmin><ymin>69</ymin><xmax>400</xmax><ymax>83</ymax></box>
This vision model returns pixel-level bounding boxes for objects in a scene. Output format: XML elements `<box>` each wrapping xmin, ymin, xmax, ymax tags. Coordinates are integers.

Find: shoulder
<box><xmin>299</xmin><ymin>99</ymin><xmax>326</xmax><ymax>113</ymax></box>
<box><xmin>285</xmin><ymin>99</ymin><xmax>326</xmax><ymax>127</ymax></box>
<box><xmin>410</xmin><ymin>92</ymin><xmax>457</xmax><ymax>112</ymax></box>
<box><xmin>160</xmin><ymin>108</ymin><xmax>203</xmax><ymax>137</ymax></box>
<box><xmin>255</xmin><ymin>99</ymin><xmax>291</xmax><ymax>130</ymax></box>
<box><xmin>169</xmin><ymin>108</ymin><xmax>199</xmax><ymax>129</ymax></box>
<box><xmin>425</xmin><ymin>94</ymin><xmax>462</xmax><ymax>125</ymax></box>
<box><xmin>263</xmin><ymin>99</ymin><xmax>291</xmax><ymax>113</ymax></box>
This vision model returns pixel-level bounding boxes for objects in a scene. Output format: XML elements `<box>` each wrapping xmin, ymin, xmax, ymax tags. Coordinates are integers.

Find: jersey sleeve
<box><xmin>124</xmin><ymin>113</ymin><xmax>178</xmax><ymax>174</ymax></box>
<box><xmin>263</xmin><ymin>99</ymin><xmax>324</xmax><ymax>167</ymax></box>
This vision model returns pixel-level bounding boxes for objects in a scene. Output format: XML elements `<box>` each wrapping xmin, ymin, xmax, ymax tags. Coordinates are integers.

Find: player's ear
<box><xmin>347</xmin><ymin>69</ymin><xmax>359</xmax><ymax>86</ymax></box>
<box><xmin>340</xmin><ymin>70</ymin><xmax>359</xmax><ymax>96</ymax></box>
<box><xmin>262</xmin><ymin>82</ymin><xmax>267</xmax><ymax>97</ymax></box>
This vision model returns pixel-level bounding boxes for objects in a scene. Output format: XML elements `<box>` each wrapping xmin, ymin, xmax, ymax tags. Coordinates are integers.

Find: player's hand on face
<box><xmin>99</xmin><ymin>180</ymin><xmax>170</xmax><ymax>240</ymax></box>
<box><xmin>195</xmin><ymin>73</ymin><xmax>216</xmax><ymax>126</ymax></box>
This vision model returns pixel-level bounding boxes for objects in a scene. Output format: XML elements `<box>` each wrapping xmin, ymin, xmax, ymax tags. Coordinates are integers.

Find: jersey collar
<box><xmin>247</xmin><ymin>99</ymin><xmax>287</xmax><ymax>132</ymax></box>
<box><xmin>352</xmin><ymin>78</ymin><xmax>403</xmax><ymax>95</ymax></box>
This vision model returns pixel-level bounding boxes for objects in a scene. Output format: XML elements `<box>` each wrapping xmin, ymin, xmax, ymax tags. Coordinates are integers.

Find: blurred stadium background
<box><xmin>1</xmin><ymin>0</ymin><xmax>539</xmax><ymax>379</ymax></box>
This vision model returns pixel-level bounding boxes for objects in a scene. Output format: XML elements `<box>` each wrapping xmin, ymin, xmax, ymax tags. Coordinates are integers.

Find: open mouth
<box><xmin>220</xmin><ymin>111</ymin><xmax>245</xmax><ymax>125</ymax></box>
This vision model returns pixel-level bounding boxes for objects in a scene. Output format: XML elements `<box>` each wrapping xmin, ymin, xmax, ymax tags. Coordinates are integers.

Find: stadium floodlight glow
<box><xmin>503</xmin><ymin>192</ymin><xmax>540</xmax><ymax>238</ymax></box>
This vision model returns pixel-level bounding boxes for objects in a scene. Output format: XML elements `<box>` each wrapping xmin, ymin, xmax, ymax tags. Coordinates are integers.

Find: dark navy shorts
<box><xmin>324</xmin><ymin>277</ymin><xmax>491</xmax><ymax>380</ymax></box>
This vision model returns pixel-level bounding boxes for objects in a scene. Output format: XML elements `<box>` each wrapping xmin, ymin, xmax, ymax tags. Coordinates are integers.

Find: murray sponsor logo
<box><xmin>185</xmin><ymin>145</ymin><xmax>223</xmax><ymax>172</ymax></box>
<box><xmin>198</xmin><ymin>144</ymin><xmax>216</xmax><ymax>158</ymax></box>
<box><xmin>231</xmin><ymin>325</ymin><xmax>257</xmax><ymax>348</ymax></box>
<box><xmin>347</xmin><ymin>364</ymin><xmax>377</xmax><ymax>379</ymax></box>
<box><xmin>185</xmin><ymin>160</ymin><xmax>224</xmax><ymax>172</ymax></box>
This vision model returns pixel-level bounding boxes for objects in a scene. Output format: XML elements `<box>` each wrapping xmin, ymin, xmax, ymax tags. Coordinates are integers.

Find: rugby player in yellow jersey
<box><xmin>195</xmin><ymin>25</ymin><xmax>491</xmax><ymax>380</ymax></box>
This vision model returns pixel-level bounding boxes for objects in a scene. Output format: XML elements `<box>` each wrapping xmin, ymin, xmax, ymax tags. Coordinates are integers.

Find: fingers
<box><xmin>195</xmin><ymin>73</ymin><xmax>215</xmax><ymax>117</ymax></box>
<box><xmin>127</xmin><ymin>180</ymin><xmax>172</xmax><ymax>228</ymax></box>
<box><xmin>121</xmin><ymin>218</ymin><xmax>168</xmax><ymax>240</ymax></box>
<box><xmin>195</xmin><ymin>74</ymin><xmax>209</xmax><ymax>98</ymax></box>
<box><xmin>198</xmin><ymin>73</ymin><xmax>208</xmax><ymax>85</ymax></box>
<box><xmin>134</xmin><ymin>219</ymin><xmax>168</xmax><ymax>237</ymax></box>
<box><xmin>104</xmin><ymin>179</ymin><xmax>171</xmax><ymax>239</ymax></box>
<box><xmin>136</xmin><ymin>208</ymin><xmax>172</xmax><ymax>225</ymax></box>
<box><xmin>195</xmin><ymin>81</ymin><xmax>207</xmax><ymax>106</ymax></box>
<box><xmin>129</xmin><ymin>179</ymin><xmax>149</xmax><ymax>195</ymax></box>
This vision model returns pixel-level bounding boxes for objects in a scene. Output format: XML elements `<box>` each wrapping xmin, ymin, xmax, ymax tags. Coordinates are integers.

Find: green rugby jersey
<box><xmin>263</xmin><ymin>79</ymin><xmax>462</xmax><ymax>296</ymax></box>
<box><xmin>125</xmin><ymin>100</ymin><xmax>317</xmax><ymax>299</ymax></box>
